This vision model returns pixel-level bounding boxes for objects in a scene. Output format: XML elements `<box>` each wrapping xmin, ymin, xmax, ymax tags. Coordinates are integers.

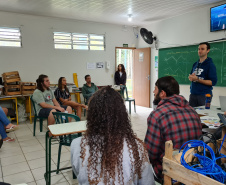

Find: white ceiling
<box><xmin>0</xmin><ymin>0</ymin><xmax>224</xmax><ymax>26</ymax></box>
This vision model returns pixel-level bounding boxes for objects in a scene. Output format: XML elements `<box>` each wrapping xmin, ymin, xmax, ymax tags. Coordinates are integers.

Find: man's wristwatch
<box><xmin>195</xmin><ymin>77</ymin><xmax>199</xmax><ymax>82</ymax></box>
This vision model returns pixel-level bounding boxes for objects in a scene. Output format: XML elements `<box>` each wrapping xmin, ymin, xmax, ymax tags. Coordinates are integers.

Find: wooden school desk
<box><xmin>45</xmin><ymin>121</ymin><xmax>86</xmax><ymax>185</ymax></box>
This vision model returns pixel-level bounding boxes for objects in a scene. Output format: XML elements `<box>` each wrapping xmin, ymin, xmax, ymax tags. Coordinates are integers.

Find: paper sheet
<box><xmin>200</xmin><ymin>116</ymin><xmax>221</xmax><ymax>128</ymax></box>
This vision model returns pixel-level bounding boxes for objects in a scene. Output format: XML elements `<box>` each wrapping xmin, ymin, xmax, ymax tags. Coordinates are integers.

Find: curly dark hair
<box><xmin>80</xmin><ymin>86</ymin><xmax>148</xmax><ymax>184</ymax></box>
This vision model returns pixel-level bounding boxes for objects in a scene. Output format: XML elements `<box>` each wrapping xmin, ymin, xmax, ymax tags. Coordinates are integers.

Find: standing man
<box><xmin>33</xmin><ymin>74</ymin><xmax>72</xmax><ymax>125</ymax></box>
<box><xmin>188</xmin><ymin>42</ymin><xmax>217</xmax><ymax>107</ymax></box>
<box><xmin>82</xmin><ymin>75</ymin><xmax>98</xmax><ymax>102</ymax></box>
<box><xmin>145</xmin><ymin>76</ymin><xmax>202</xmax><ymax>183</ymax></box>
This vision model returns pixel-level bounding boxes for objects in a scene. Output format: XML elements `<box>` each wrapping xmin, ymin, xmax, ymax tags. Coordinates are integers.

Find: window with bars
<box><xmin>54</xmin><ymin>32</ymin><xmax>105</xmax><ymax>51</ymax></box>
<box><xmin>0</xmin><ymin>27</ymin><xmax>21</xmax><ymax>47</ymax></box>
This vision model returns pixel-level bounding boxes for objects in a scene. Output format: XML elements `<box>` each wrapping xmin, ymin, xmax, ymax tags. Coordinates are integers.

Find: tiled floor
<box><xmin>0</xmin><ymin>104</ymin><xmax>159</xmax><ymax>185</ymax></box>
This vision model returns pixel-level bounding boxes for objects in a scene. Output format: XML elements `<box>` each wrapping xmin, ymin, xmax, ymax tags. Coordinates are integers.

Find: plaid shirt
<box><xmin>144</xmin><ymin>95</ymin><xmax>202</xmax><ymax>179</ymax></box>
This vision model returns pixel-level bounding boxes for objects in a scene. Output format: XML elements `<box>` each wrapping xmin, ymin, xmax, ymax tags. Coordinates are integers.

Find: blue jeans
<box><xmin>0</xmin><ymin>106</ymin><xmax>10</xmax><ymax>139</ymax></box>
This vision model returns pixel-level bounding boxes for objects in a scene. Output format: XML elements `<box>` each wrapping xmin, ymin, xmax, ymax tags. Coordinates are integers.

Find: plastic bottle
<box><xmin>62</xmin><ymin>111</ymin><xmax>68</xmax><ymax>120</ymax></box>
<box><xmin>205</xmin><ymin>94</ymin><xmax>211</xmax><ymax>109</ymax></box>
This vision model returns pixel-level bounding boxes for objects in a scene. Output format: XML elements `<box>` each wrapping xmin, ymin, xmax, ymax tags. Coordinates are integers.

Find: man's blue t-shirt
<box><xmin>190</xmin><ymin>57</ymin><xmax>217</xmax><ymax>95</ymax></box>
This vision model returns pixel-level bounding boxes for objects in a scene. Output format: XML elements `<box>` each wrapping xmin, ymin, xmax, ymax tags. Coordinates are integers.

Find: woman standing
<box><xmin>54</xmin><ymin>77</ymin><xmax>87</xmax><ymax>119</ymax></box>
<box><xmin>114</xmin><ymin>64</ymin><xmax>127</xmax><ymax>85</ymax></box>
<box><xmin>71</xmin><ymin>86</ymin><xmax>155</xmax><ymax>185</ymax></box>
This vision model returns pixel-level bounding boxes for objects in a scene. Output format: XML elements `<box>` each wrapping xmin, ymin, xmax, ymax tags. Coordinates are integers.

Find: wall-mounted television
<box><xmin>210</xmin><ymin>3</ymin><xmax>226</xmax><ymax>32</ymax></box>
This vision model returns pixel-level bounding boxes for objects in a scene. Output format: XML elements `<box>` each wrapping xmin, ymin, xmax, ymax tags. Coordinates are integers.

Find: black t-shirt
<box><xmin>54</xmin><ymin>88</ymin><xmax>70</xmax><ymax>105</ymax></box>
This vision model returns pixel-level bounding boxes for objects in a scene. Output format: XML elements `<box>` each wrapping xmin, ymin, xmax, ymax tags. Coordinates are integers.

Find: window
<box><xmin>0</xmin><ymin>27</ymin><xmax>21</xmax><ymax>47</ymax></box>
<box><xmin>73</xmin><ymin>33</ymin><xmax>88</xmax><ymax>50</ymax></box>
<box><xmin>53</xmin><ymin>32</ymin><xmax>72</xmax><ymax>49</ymax></box>
<box><xmin>89</xmin><ymin>34</ymin><xmax>105</xmax><ymax>50</ymax></box>
<box><xmin>54</xmin><ymin>32</ymin><xmax>105</xmax><ymax>50</ymax></box>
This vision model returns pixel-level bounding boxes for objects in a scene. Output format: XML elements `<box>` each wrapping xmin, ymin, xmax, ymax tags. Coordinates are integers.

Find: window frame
<box><xmin>53</xmin><ymin>32</ymin><xmax>105</xmax><ymax>51</ymax></box>
<box><xmin>0</xmin><ymin>27</ymin><xmax>22</xmax><ymax>48</ymax></box>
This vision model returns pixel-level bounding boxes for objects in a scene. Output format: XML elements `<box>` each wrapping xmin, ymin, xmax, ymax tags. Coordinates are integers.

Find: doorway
<box><xmin>115</xmin><ymin>47</ymin><xmax>135</xmax><ymax>98</ymax></box>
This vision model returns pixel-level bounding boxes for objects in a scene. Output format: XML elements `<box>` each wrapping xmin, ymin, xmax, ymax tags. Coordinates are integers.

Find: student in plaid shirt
<box><xmin>145</xmin><ymin>76</ymin><xmax>202</xmax><ymax>183</ymax></box>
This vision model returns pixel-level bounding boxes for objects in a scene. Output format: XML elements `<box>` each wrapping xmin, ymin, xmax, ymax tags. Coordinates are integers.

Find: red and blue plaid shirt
<box><xmin>145</xmin><ymin>95</ymin><xmax>202</xmax><ymax>179</ymax></box>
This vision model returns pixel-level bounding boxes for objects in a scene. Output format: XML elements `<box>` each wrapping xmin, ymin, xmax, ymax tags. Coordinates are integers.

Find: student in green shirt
<box><xmin>82</xmin><ymin>75</ymin><xmax>98</xmax><ymax>102</ymax></box>
<box><xmin>32</xmin><ymin>74</ymin><xmax>72</xmax><ymax>125</ymax></box>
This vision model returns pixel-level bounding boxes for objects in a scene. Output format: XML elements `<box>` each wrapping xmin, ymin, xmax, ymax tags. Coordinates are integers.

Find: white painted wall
<box><xmin>138</xmin><ymin>2</ymin><xmax>226</xmax><ymax>107</ymax></box>
<box><xmin>0</xmin><ymin>11</ymin><xmax>138</xmax><ymax>87</ymax></box>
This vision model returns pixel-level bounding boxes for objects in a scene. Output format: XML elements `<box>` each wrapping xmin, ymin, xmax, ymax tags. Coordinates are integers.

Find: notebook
<box><xmin>219</xmin><ymin>96</ymin><xmax>226</xmax><ymax>112</ymax></box>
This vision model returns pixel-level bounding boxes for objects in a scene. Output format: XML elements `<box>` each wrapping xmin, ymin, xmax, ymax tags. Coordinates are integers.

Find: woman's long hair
<box><xmin>36</xmin><ymin>74</ymin><xmax>48</xmax><ymax>92</ymax></box>
<box><xmin>80</xmin><ymin>86</ymin><xmax>148</xmax><ymax>184</ymax></box>
<box><xmin>117</xmin><ymin>64</ymin><xmax>126</xmax><ymax>73</ymax></box>
<box><xmin>58</xmin><ymin>77</ymin><xmax>69</xmax><ymax>93</ymax></box>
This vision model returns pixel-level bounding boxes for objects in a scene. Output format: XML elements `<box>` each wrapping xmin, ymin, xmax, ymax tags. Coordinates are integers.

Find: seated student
<box><xmin>54</xmin><ymin>77</ymin><xmax>87</xmax><ymax>119</ymax></box>
<box><xmin>82</xmin><ymin>75</ymin><xmax>98</xmax><ymax>102</ymax></box>
<box><xmin>145</xmin><ymin>76</ymin><xmax>202</xmax><ymax>183</ymax></box>
<box><xmin>71</xmin><ymin>86</ymin><xmax>155</xmax><ymax>185</ymax></box>
<box><xmin>32</xmin><ymin>74</ymin><xmax>72</xmax><ymax>125</ymax></box>
<box><xmin>0</xmin><ymin>106</ymin><xmax>18</xmax><ymax>142</ymax></box>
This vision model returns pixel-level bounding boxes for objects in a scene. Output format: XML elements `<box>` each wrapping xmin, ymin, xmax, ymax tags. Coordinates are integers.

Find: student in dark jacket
<box><xmin>114</xmin><ymin>64</ymin><xmax>127</xmax><ymax>85</ymax></box>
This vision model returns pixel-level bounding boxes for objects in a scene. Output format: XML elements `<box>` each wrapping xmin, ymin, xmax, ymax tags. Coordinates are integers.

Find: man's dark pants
<box><xmin>189</xmin><ymin>94</ymin><xmax>206</xmax><ymax>107</ymax></box>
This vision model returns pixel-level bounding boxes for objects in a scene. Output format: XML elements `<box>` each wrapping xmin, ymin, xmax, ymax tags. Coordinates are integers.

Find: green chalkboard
<box><xmin>158</xmin><ymin>41</ymin><xmax>226</xmax><ymax>86</ymax></box>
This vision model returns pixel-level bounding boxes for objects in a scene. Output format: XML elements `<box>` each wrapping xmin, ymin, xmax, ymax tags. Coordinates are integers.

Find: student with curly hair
<box><xmin>71</xmin><ymin>86</ymin><xmax>155</xmax><ymax>185</ymax></box>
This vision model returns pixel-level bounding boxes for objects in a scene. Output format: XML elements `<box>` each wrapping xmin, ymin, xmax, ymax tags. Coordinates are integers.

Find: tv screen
<box><xmin>210</xmin><ymin>3</ymin><xmax>226</xmax><ymax>32</ymax></box>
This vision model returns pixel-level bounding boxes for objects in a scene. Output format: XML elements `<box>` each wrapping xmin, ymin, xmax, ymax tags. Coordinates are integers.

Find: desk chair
<box><xmin>122</xmin><ymin>86</ymin><xmax>136</xmax><ymax>114</ymax></box>
<box><xmin>72</xmin><ymin>108</ymin><xmax>77</xmax><ymax>115</ymax></box>
<box><xmin>30</xmin><ymin>95</ymin><xmax>48</xmax><ymax>136</ymax></box>
<box><xmin>83</xmin><ymin>97</ymin><xmax>88</xmax><ymax>116</ymax></box>
<box><xmin>52</xmin><ymin>112</ymin><xmax>81</xmax><ymax>174</ymax></box>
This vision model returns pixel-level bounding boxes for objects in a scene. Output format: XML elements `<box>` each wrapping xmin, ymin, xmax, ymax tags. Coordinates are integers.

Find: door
<box><xmin>133</xmin><ymin>47</ymin><xmax>151</xmax><ymax>107</ymax></box>
<box><xmin>115</xmin><ymin>47</ymin><xmax>135</xmax><ymax>98</ymax></box>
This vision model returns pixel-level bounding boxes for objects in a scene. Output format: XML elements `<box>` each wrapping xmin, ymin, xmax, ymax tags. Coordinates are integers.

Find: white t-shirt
<box><xmin>71</xmin><ymin>137</ymin><xmax>155</xmax><ymax>185</ymax></box>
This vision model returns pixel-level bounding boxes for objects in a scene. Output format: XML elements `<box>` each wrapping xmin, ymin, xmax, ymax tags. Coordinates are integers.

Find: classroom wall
<box><xmin>0</xmin><ymin>11</ymin><xmax>138</xmax><ymax>86</ymax></box>
<box><xmin>138</xmin><ymin>2</ymin><xmax>226</xmax><ymax>107</ymax></box>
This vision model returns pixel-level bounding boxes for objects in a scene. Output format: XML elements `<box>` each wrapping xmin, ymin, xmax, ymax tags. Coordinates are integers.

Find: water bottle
<box><xmin>205</xmin><ymin>94</ymin><xmax>211</xmax><ymax>109</ymax></box>
<box><xmin>62</xmin><ymin>111</ymin><xmax>68</xmax><ymax>120</ymax></box>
